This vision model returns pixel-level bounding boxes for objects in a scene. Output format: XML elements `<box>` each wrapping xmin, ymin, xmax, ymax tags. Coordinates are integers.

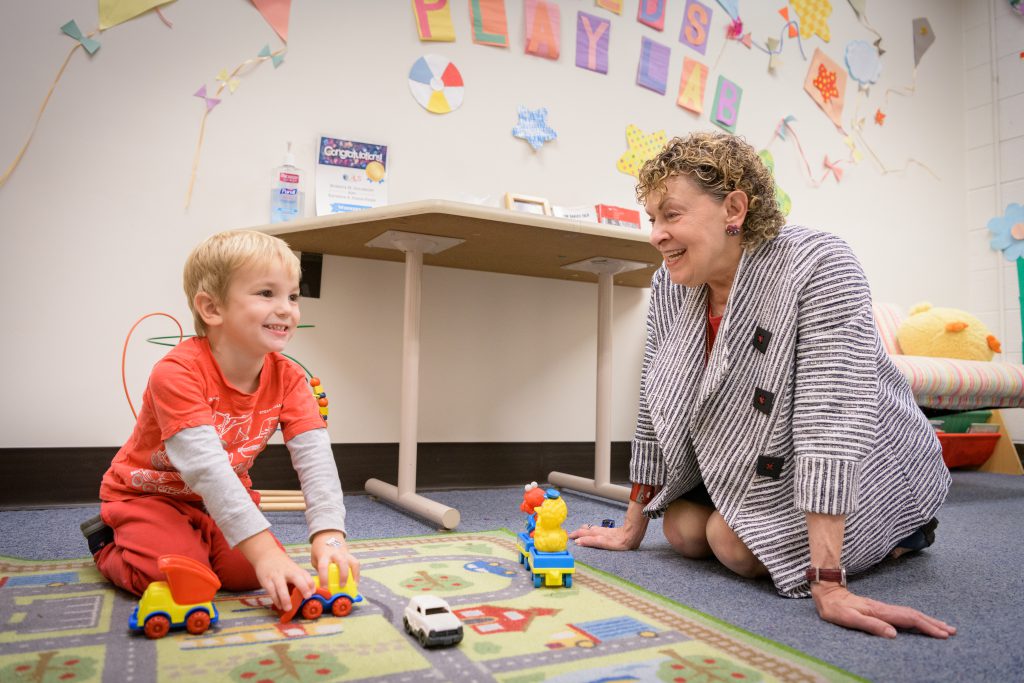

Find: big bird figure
<box><xmin>896</xmin><ymin>302</ymin><xmax>1002</xmax><ymax>361</ymax></box>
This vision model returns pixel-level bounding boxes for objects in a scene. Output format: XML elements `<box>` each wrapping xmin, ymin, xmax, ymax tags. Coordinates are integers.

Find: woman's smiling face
<box><xmin>645</xmin><ymin>174</ymin><xmax>743</xmax><ymax>288</ymax></box>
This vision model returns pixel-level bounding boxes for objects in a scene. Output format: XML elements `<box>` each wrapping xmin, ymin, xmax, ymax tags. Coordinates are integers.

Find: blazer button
<box><xmin>752</xmin><ymin>387</ymin><xmax>775</xmax><ymax>415</ymax></box>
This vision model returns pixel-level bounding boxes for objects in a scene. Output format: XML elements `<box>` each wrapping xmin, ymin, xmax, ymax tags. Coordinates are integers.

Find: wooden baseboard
<box><xmin>0</xmin><ymin>442</ymin><xmax>631</xmax><ymax>507</ymax></box>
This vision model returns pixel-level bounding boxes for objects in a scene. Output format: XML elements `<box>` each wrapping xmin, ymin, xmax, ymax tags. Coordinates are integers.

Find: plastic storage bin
<box><xmin>937</xmin><ymin>410</ymin><xmax>992</xmax><ymax>434</ymax></box>
<box><xmin>937</xmin><ymin>432</ymin><xmax>1000</xmax><ymax>468</ymax></box>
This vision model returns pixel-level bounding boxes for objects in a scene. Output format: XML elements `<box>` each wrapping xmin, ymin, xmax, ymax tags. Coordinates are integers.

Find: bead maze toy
<box><xmin>129</xmin><ymin>555</ymin><xmax>221</xmax><ymax>639</ymax></box>
<box><xmin>516</xmin><ymin>484</ymin><xmax>575</xmax><ymax>588</ymax></box>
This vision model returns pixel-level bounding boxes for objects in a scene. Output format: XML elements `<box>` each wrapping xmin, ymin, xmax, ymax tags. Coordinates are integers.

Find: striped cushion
<box><xmin>872</xmin><ymin>302</ymin><xmax>904</xmax><ymax>355</ymax></box>
<box><xmin>874</xmin><ymin>302</ymin><xmax>1024</xmax><ymax>410</ymax></box>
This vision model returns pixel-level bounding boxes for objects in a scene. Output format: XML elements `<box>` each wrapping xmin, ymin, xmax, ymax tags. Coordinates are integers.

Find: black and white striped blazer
<box><xmin>631</xmin><ymin>225</ymin><xmax>951</xmax><ymax>596</ymax></box>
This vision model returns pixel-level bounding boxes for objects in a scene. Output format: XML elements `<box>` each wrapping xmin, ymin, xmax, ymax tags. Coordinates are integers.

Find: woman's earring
<box><xmin>726</xmin><ymin>224</ymin><xmax>741</xmax><ymax>236</ymax></box>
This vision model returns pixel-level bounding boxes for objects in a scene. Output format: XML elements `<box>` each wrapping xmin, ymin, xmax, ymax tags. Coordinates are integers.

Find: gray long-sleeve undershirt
<box><xmin>165</xmin><ymin>425</ymin><xmax>346</xmax><ymax>548</ymax></box>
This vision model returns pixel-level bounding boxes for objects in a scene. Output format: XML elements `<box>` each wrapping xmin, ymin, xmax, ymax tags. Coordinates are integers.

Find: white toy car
<box><xmin>403</xmin><ymin>595</ymin><xmax>463</xmax><ymax>647</ymax></box>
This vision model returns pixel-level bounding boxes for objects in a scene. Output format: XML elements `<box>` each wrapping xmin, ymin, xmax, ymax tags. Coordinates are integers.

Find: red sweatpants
<box><xmin>94</xmin><ymin>495</ymin><xmax>279</xmax><ymax>596</ymax></box>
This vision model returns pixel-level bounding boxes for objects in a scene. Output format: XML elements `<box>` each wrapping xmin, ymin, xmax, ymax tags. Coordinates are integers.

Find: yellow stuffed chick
<box><xmin>896</xmin><ymin>302</ymin><xmax>1002</xmax><ymax>361</ymax></box>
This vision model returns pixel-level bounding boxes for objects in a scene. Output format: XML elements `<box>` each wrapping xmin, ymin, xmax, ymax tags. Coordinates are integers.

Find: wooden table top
<box><xmin>261</xmin><ymin>199</ymin><xmax>661</xmax><ymax>288</ymax></box>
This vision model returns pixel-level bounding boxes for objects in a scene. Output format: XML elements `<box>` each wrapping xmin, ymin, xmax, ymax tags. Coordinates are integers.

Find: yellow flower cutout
<box><xmin>617</xmin><ymin>124</ymin><xmax>667</xmax><ymax>178</ymax></box>
<box><xmin>791</xmin><ymin>0</ymin><xmax>832</xmax><ymax>42</ymax></box>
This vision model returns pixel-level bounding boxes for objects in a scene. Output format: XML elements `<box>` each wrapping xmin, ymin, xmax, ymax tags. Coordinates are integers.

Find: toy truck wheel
<box><xmin>186</xmin><ymin>610</ymin><xmax>211</xmax><ymax>635</ymax></box>
<box><xmin>143</xmin><ymin>615</ymin><xmax>171</xmax><ymax>639</ymax></box>
<box><xmin>301</xmin><ymin>599</ymin><xmax>324</xmax><ymax>620</ymax></box>
<box><xmin>533</xmin><ymin>573</ymin><xmax>543</xmax><ymax>588</ymax></box>
<box><xmin>563</xmin><ymin>574</ymin><xmax>573</xmax><ymax>588</ymax></box>
<box><xmin>403</xmin><ymin>616</ymin><xmax>411</xmax><ymax>634</ymax></box>
<box><xmin>332</xmin><ymin>596</ymin><xmax>353</xmax><ymax>617</ymax></box>
<box><xmin>418</xmin><ymin>630</ymin><xmax>429</xmax><ymax>647</ymax></box>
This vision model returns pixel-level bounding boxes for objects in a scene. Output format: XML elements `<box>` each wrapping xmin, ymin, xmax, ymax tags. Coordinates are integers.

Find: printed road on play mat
<box><xmin>0</xmin><ymin>530</ymin><xmax>863</xmax><ymax>682</ymax></box>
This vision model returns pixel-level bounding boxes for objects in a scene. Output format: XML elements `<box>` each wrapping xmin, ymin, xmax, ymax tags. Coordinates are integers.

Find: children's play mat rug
<box><xmin>0</xmin><ymin>531</ymin><xmax>861</xmax><ymax>682</ymax></box>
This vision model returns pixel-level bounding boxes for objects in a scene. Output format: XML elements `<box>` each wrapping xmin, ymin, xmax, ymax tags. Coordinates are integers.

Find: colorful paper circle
<box><xmin>408</xmin><ymin>55</ymin><xmax>464</xmax><ymax>114</ymax></box>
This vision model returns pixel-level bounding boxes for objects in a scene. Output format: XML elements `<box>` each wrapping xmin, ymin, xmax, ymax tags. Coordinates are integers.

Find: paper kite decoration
<box><xmin>988</xmin><ymin>203</ymin><xmax>1024</xmax><ymax>261</ymax></box>
<box><xmin>791</xmin><ymin>0</ymin><xmax>832</xmax><ymax>42</ymax></box>
<box><xmin>912</xmin><ymin>18</ymin><xmax>935</xmax><ymax>67</ymax></box>
<box><xmin>99</xmin><ymin>0</ymin><xmax>176</xmax><ymax>30</ymax></box>
<box><xmin>804</xmin><ymin>49</ymin><xmax>847</xmax><ymax>128</ymax></box>
<box><xmin>408</xmin><ymin>55</ymin><xmax>464</xmax><ymax>114</ymax></box>
<box><xmin>617</xmin><ymin>124</ymin><xmax>667</xmax><ymax>177</ymax></box>
<box><xmin>512</xmin><ymin>107</ymin><xmax>557</xmax><ymax>151</ymax></box>
<box><xmin>251</xmin><ymin>0</ymin><xmax>291</xmax><ymax>43</ymax></box>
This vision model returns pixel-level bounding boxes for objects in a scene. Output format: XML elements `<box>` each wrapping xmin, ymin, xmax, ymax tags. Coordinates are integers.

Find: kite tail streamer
<box><xmin>0</xmin><ymin>42</ymin><xmax>83</xmax><ymax>189</ymax></box>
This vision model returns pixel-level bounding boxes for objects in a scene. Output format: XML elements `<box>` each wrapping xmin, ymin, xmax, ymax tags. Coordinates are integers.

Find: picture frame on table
<box><xmin>504</xmin><ymin>193</ymin><xmax>551</xmax><ymax>216</ymax></box>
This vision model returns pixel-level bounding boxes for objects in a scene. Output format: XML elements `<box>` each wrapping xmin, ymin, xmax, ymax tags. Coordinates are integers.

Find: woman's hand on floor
<box><xmin>811</xmin><ymin>583</ymin><xmax>957</xmax><ymax>639</ymax></box>
<box><xmin>569</xmin><ymin>500</ymin><xmax>649</xmax><ymax>550</ymax></box>
<box><xmin>569</xmin><ymin>523</ymin><xmax>643</xmax><ymax>550</ymax></box>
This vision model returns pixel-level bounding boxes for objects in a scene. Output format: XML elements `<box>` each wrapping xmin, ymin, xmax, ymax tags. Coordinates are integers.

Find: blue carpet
<box><xmin>1</xmin><ymin>470</ymin><xmax>1021</xmax><ymax>682</ymax></box>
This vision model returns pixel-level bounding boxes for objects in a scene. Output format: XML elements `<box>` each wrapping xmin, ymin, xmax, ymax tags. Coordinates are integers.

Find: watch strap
<box><xmin>805</xmin><ymin>566</ymin><xmax>847</xmax><ymax>586</ymax></box>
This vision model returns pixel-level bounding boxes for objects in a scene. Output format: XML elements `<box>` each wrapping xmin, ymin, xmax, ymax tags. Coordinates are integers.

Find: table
<box><xmin>264</xmin><ymin>199</ymin><xmax>661</xmax><ymax>528</ymax></box>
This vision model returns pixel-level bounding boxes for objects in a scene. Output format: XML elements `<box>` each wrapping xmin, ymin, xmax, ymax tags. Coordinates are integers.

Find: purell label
<box><xmin>278</xmin><ymin>187</ymin><xmax>298</xmax><ymax>196</ymax></box>
<box><xmin>279</xmin><ymin>172</ymin><xmax>300</xmax><ymax>183</ymax></box>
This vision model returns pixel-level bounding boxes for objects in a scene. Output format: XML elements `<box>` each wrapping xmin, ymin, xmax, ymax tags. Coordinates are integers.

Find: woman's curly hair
<box><xmin>636</xmin><ymin>131</ymin><xmax>786</xmax><ymax>250</ymax></box>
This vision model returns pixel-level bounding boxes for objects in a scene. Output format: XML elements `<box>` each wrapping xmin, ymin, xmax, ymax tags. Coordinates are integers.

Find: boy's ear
<box><xmin>194</xmin><ymin>291</ymin><xmax>223</xmax><ymax>328</ymax></box>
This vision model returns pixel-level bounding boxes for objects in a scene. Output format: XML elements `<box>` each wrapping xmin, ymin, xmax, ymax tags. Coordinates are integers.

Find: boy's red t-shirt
<box><xmin>100</xmin><ymin>337</ymin><xmax>324</xmax><ymax>502</ymax></box>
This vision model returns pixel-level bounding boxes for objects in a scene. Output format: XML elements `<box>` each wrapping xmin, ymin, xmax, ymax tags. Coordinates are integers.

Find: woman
<box><xmin>569</xmin><ymin>131</ymin><xmax>955</xmax><ymax>639</ymax></box>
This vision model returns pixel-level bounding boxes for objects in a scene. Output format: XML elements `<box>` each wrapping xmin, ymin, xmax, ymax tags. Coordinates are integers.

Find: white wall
<box><xmin>0</xmin><ymin>1</ymin><xmax>981</xmax><ymax>448</ymax></box>
<box><xmin>962</xmin><ymin>0</ymin><xmax>1024</xmax><ymax>439</ymax></box>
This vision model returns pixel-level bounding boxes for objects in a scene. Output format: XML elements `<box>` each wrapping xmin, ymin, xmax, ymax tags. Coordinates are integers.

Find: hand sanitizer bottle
<box><xmin>270</xmin><ymin>142</ymin><xmax>304</xmax><ymax>223</ymax></box>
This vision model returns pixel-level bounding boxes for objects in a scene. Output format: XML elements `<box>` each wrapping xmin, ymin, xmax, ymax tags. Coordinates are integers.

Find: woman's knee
<box><xmin>706</xmin><ymin>513</ymin><xmax>767</xmax><ymax>579</ymax></box>
<box><xmin>662</xmin><ymin>501</ymin><xmax>713</xmax><ymax>559</ymax></box>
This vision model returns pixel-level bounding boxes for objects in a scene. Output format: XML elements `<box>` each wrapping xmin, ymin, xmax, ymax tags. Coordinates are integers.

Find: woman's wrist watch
<box><xmin>805</xmin><ymin>566</ymin><xmax>847</xmax><ymax>587</ymax></box>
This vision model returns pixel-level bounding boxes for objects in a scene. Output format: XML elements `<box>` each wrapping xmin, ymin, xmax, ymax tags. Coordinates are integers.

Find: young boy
<box><xmin>82</xmin><ymin>229</ymin><xmax>356</xmax><ymax>611</ymax></box>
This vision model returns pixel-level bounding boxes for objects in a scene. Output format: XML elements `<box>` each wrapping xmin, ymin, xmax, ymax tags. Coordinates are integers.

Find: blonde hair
<box><xmin>636</xmin><ymin>131</ymin><xmax>786</xmax><ymax>250</ymax></box>
<box><xmin>183</xmin><ymin>230</ymin><xmax>301</xmax><ymax>336</ymax></box>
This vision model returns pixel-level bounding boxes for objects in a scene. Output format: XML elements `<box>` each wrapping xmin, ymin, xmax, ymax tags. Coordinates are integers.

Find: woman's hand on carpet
<box><xmin>569</xmin><ymin>524</ymin><xmax>639</xmax><ymax>550</ymax></box>
<box><xmin>811</xmin><ymin>583</ymin><xmax>957</xmax><ymax>639</ymax></box>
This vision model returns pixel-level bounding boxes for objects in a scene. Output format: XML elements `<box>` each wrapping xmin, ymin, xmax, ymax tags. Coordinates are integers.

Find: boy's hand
<box><xmin>238</xmin><ymin>531</ymin><xmax>314</xmax><ymax>612</ymax></box>
<box><xmin>311</xmin><ymin>531</ymin><xmax>360</xmax><ymax>588</ymax></box>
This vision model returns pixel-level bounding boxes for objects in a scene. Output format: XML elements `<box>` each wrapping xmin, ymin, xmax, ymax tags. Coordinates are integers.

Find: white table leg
<box><xmin>364</xmin><ymin>231</ymin><xmax>464</xmax><ymax>529</ymax></box>
<box><xmin>549</xmin><ymin>257</ymin><xmax>649</xmax><ymax>503</ymax></box>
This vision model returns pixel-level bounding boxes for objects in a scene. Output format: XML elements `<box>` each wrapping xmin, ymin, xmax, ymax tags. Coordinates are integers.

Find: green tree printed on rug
<box><xmin>401</xmin><ymin>569</ymin><xmax>471</xmax><ymax>592</ymax></box>
<box><xmin>657</xmin><ymin>649</ymin><xmax>763</xmax><ymax>682</ymax></box>
<box><xmin>230</xmin><ymin>643</ymin><xmax>347</xmax><ymax>682</ymax></box>
<box><xmin>1</xmin><ymin>651</ymin><xmax>98</xmax><ymax>683</ymax></box>
<box><xmin>458</xmin><ymin>542</ymin><xmax>493</xmax><ymax>555</ymax></box>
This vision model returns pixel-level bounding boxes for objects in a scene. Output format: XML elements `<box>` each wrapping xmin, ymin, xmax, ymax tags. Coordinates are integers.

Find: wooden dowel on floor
<box><xmin>256</xmin><ymin>489</ymin><xmax>304</xmax><ymax>496</ymax></box>
<box><xmin>260</xmin><ymin>501</ymin><xmax>307</xmax><ymax>511</ymax></box>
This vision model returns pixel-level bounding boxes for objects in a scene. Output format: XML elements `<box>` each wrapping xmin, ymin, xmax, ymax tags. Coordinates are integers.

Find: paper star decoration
<box><xmin>617</xmin><ymin>124</ymin><xmax>667</xmax><ymax>177</ymax></box>
<box><xmin>791</xmin><ymin>0</ymin><xmax>832</xmax><ymax>42</ymax></box>
<box><xmin>512</xmin><ymin>106</ymin><xmax>557</xmax><ymax>151</ymax></box>
<box><xmin>813</xmin><ymin>63</ymin><xmax>839</xmax><ymax>103</ymax></box>
<box><xmin>60</xmin><ymin>20</ymin><xmax>101</xmax><ymax>55</ymax></box>
<box><xmin>874</xmin><ymin>109</ymin><xmax>886</xmax><ymax>125</ymax></box>
<box><xmin>193</xmin><ymin>85</ymin><xmax>221</xmax><ymax>112</ymax></box>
